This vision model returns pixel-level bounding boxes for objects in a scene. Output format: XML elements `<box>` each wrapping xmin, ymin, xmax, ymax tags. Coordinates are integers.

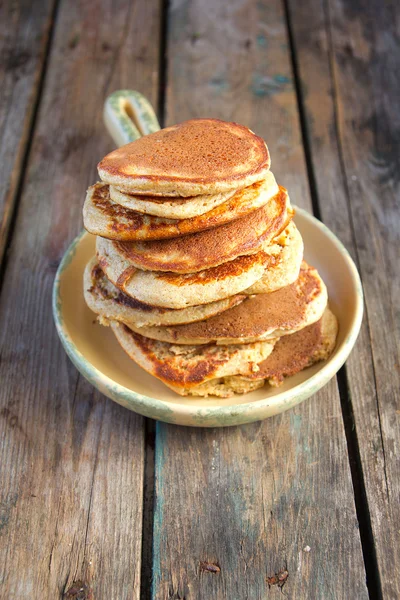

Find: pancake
<box><xmin>236</xmin><ymin>307</ymin><xmax>338</xmax><ymax>386</ymax></box>
<box><xmin>104</xmin><ymin>187</ymin><xmax>291</xmax><ymax>273</ymax></box>
<box><xmin>96</xmin><ymin>236</ymin><xmax>284</xmax><ymax>309</ymax></box>
<box><xmin>109</xmin><ymin>186</ymin><xmax>235</xmax><ymax>219</ymax></box>
<box><xmin>110</xmin><ymin>320</ymin><xmax>276</xmax><ymax>393</ymax></box>
<box><xmin>83</xmin><ymin>174</ymin><xmax>280</xmax><ymax>242</ymax></box>
<box><xmin>168</xmin><ymin>377</ymin><xmax>265</xmax><ymax>398</ymax></box>
<box><xmin>126</xmin><ymin>262</ymin><xmax>327</xmax><ymax>344</ymax></box>
<box><xmin>98</xmin><ymin>119</ymin><xmax>270</xmax><ymax>196</ymax></box>
<box><xmin>88</xmin><ymin>224</ymin><xmax>301</xmax><ymax>327</ymax></box>
<box><xmin>171</xmin><ymin>308</ymin><xmax>338</xmax><ymax>397</ymax></box>
<box><xmin>245</xmin><ymin>221</ymin><xmax>303</xmax><ymax>294</ymax></box>
<box><xmin>84</xmin><ymin>257</ymin><xmax>246</xmax><ymax>327</ymax></box>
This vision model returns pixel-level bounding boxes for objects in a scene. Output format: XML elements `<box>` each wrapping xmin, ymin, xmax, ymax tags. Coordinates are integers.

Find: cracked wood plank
<box><xmin>151</xmin><ymin>0</ymin><xmax>368</xmax><ymax>598</ymax></box>
<box><xmin>287</xmin><ymin>0</ymin><xmax>400</xmax><ymax>596</ymax></box>
<box><xmin>0</xmin><ymin>0</ymin><xmax>57</xmax><ymax>268</ymax></box>
<box><xmin>0</xmin><ymin>0</ymin><xmax>161</xmax><ymax>597</ymax></box>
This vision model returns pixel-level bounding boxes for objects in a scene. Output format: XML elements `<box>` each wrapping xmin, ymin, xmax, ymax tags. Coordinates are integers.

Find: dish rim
<box><xmin>52</xmin><ymin>207</ymin><xmax>364</xmax><ymax>425</ymax></box>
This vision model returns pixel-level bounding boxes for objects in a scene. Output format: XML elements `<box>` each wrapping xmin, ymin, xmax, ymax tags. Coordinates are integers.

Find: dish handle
<box><xmin>103</xmin><ymin>90</ymin><xmax>161</xmax><ymax>146</ymax></box>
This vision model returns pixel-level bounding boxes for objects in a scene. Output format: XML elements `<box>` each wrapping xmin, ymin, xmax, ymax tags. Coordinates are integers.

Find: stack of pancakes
<box><xmin>83</xmin><ymin>119</ymin><xmax>338</xmax><ymax>397</ymax></box>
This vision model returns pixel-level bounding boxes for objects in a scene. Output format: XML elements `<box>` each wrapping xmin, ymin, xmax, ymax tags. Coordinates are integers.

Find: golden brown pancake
<box><xmin>89</xmin><ymin>222</ymin><xmax>302</xmax><ymax>321</ymax></box>
<box><xmin>230</xmin><ymin>307</ymin><xmax>338</xmax><ymax>387</ymax></box>
<box><xmin>98</xmin><ymin>119</ymin><xmax>270</xmax><ymax>196</ymax></box>
<box><xmin>167</xmin><ymin>376</ymin><xmax>265</xmax><ymax>398</ymax></box>
<box><xmin>96</xmin><ymin>235</ymin><xmax>288</xmax><ymax>309</ymax></box>
<box><xmin>171</xmin><ymin>308</ymin><xmax>338</xmax><ymax>397</ymax></box>
<box><xmin>84</xmin><ymin>257</ymin><xmax>246</xmax><ymax>327</ymax></box>
<box><xmin>83</xmin><ymin>173</ymin><xmax>280</xmax><ymax>242</ymax></box>
<box><xmin>88</xmin><ymin>224</ymin><xmax>301</xmax><ymax>327</ymax></box>
<box><xmin>126</xmin><ymin>263</ymin><xmax>328</xmax><ymax>344</ymax></box>
<box><xmin>109</xmin><ymin>185</ymin><xmax>235</xmax><ymax>219</ymax></box>
<box><xmin>111</xmin><ymin>320</ymin><xmax>276</xmax><ymax>392</ymax></box>
<box><xmin>107</xmin><ymin>187</ymin><xmax>291</xmax><ymax>273</ymax></box>
<box><xmin>244</xmin><ymin>222</ymin><xmax>303</xmax><ymax>294</ymax></box>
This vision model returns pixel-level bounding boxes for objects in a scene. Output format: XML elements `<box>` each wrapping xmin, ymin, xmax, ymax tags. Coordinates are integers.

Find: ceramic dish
<box><xmin>53</xmin><ymin>207</ymin><xmax>363</xmax><ymax>427</ymax></box>
<box><xmin>53</xmin><ymin>89</ymin><xmax>363</xmax><ymax>426</ymax></box>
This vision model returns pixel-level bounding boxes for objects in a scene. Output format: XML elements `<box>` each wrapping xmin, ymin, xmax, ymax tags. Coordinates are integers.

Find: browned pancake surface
<box><xmin>151</xmin><ymin>263</ymin><xmax>323</xmax><ymax>339</ymax></box>
<box><xmin>127</xmin><ymin>330</ymin><xmax>220</xmax><ymax>384</ymax></box>
<box><xmin>116</xmin><ymin>187</ymin><xmax>290</xmax><ymax>273</ymax></box>
<box><xmin>89</xmin><ymin>262</ymin><xmax>161</xmax><ymax>313</ymax></box>
<box><xmin>117</xmin><ymin>326</ymin><xmax>267</xmax><ymax>386</ymax></box>
<box><xmin>84</xmin><ymin>178</ymin><xmax>282</xmax><ymax>242</ymax></box>
<box><xmin>244</xmin><ymin>308</ymin><xmax>338</xmax><ymax>384</ymax></box>
<box><xmin>251</xmin><ymin>319</ymin><xmax>324</xmax><ymax>382</ymax></box>
<box><xmin>98</xmin><ymin>119</ymin><xmax>270</xmax><ymax>191</ymax></box>
<box><xmin>152</xmin><ymin>251</ymin><xmax>278</xmax><ymax>286</ymax></box>
<box><xmin>88</xmin><ymin>258</ymin><xmax>246</xmax><ymax>319</ymax></box>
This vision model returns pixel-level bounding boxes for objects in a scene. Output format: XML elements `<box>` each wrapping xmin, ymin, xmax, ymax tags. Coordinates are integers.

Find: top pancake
<box><xmin>98</xmin><ymin>119</ymin><xmax>270</xmax><ymax>196</ymax></box>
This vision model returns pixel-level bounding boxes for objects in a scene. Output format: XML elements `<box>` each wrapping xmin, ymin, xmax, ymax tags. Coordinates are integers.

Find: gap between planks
<box><xmin>337</xmin><ymin>368</ymin><xmax>383</xmax><ymax>599</ymax></box>
<box><xmin>282</xmin><ymin>0</ymin><xmax>322</xmax><ymax>221</ymax></box>
<box><xmin>157</xmin><ymin>0</ymin><xmax>170</xmax><ymax>127</ymax></box>
<box><xmin>141</xmin><ymin>1</ymin><xmax>170</xmax><ymax>597</ymax></box>
<box><xmin>141</xmin><ymin>419</ymin><xmax>157</xmax><ymax>600</ymax></box>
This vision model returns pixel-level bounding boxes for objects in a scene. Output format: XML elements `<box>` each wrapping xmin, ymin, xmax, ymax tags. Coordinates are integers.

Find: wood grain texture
<box><xmin>0</xmin><ymin>0</ymin><xmax>161</xmax><ymax>597</ymax></box>
<box><xmin>0</xmin><ymin>0</ymin><xmax>56</xmax><ymax>267</ymax></box>
<box><xmin>166</xmin><ymin>0</ymin><xmax>310</xmax><ymax>209</ymax></box>
<box><xmin>288</xmin><ymin>0</ymin><xmax>400</xmax><ymax>596</ymax></box>
<box><xmin>152</xmin><ymin>0</ymin><xmax>368</xmax><ymax>598</ymax></box>
<box><xmin>153</xmin><ymin>398</ymin><xmax>369</xmax><ymax>600</ymax></box>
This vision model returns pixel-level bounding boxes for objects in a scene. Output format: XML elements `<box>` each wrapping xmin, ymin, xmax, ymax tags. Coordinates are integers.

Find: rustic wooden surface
<box><xmin>287</xmin><ymin>1</ymin><xmax>400</xmax><ymax>597</ymax></box>
<box><xmin>0</xmin><ymin>0</ymin><xmax>57</xmax><ymax>266</ymax></box>
<box><xmin>0</xmin><ymin>0</ymin><xmax>398</xmax><ymax>598</ymax></box>
<box><xmin>153</xmin><ymin>1</ymin><xmax>367</xmax><ymax>598</ymax></box>
<box><xmin>0</xmin><ymin>0</ymin><xmax>161</xmax><ymax>597</ymax></box>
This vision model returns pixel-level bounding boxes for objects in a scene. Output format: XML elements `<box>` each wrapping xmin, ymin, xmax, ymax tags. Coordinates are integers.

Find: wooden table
<box><xmin>0</xmin><ymin>0</ymin><xmax>398</xmax><ymax>598</ymax></box>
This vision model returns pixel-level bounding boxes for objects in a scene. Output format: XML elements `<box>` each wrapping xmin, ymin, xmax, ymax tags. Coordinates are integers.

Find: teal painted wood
<box><xmin>152</xmin><ymin>0</ymin><xmax>368</xmax><ymax>597</ymax></box>
<box><xmin>0</xmin><ymin>0</ymin><xmax>162</xmax><ymax>597</ymax></box>
<box><xmin>288</xmin><ymin>0</ymin><xmax>400</xmax><ymax>596</ymax></box>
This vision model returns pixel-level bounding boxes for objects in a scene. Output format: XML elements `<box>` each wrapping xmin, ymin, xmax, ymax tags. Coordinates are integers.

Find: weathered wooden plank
<box><xmin>166</xmin><ymin>0</ymin><xmax>310</xmax><ymax>209</ymax></box>
<box><xmin>0</xmin><ymin>0</ymin><xmax>56</xmax><ymax>267</ymax></box>
<box><xmin>152</xmin><ymin>0</ymin><xmax>368</xmax><ymax>598</ymax></box>
<box><xmin>0</xmin><ymin>0</ymin><xmax>161</xmax><ymax>597</ymax></box>
<box><xmin>287</xmin><ymin>0</ymin><xmax>400</xmax><ymax>596</ymax></box>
